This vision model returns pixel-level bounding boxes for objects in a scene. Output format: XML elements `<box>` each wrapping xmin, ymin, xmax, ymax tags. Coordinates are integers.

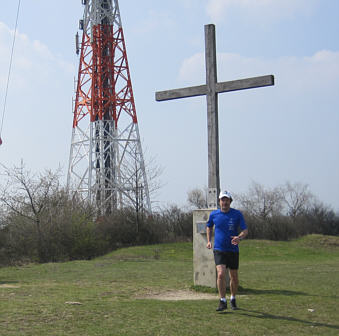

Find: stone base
<box><xmin>193</xmin><ymin>209</ymin><xmax>216</xmax><ymax>288</ymax></box>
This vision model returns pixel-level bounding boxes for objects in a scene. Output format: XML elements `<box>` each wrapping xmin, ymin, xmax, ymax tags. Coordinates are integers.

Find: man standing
<box><xmin>206</xmin><ymin>190</ymin><xmax>248</xmax><ymax>312</ymax></box>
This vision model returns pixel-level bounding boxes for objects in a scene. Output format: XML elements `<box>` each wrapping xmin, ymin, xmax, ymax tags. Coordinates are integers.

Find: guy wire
<box><xmin>0</xmin><ymin>0</ymin><xmax>21</xmax><ymax>141</ymax></box>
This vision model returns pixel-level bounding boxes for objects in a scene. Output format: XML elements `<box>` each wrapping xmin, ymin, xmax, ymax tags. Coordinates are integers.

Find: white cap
<box><xmin>219</xmin><ymin>190</ymin><xmax>233</xmax><ymax>201</ymax></box>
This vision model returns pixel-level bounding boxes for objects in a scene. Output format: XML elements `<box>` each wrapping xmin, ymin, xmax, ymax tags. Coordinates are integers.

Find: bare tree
<box><xmin>280</xmin><ymin>182</ymin><xmax>314</xmax><ymax>218</ymax></box>
<box><xmin>0</xmin><ymin>162</ymin><xmax>62</xmax><ymax>262</ymax></box>
<box><xmin>187</xmin><ymin>188</ymin><xmax>208</xmax><ymax>209</ymax></box>
<box><xmin>238</xmin><ymin>182</ymin><xmax>283</xmax><ymax>219</ymax></box>
<box><xmin>122</xmin><ymin>148</ymin><xmax>163</xmax><ymax>215</ymax></box>
<box><xmin>144</xmin><ymin>153</ymin><xmax>164</xmax><ymax>208</ymax></box>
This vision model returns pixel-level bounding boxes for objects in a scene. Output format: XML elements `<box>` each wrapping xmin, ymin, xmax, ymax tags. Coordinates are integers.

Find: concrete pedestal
<box><xmin>193</xmin><ymin>209</ymin><xmax>216</xmax><ymax>288</ymax></box>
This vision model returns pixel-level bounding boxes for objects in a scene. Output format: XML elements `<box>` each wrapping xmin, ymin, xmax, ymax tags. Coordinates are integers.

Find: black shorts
<box><xmin>213</xmin><ymin>250</ymin><xmax>239</xmax><ymax>270</ymax></box>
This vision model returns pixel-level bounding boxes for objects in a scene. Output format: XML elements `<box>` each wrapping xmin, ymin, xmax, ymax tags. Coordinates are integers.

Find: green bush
<box><xmin>0</xmin><ymin>201</ymin><xmax>194</xmax><ymax>266</ymax></box>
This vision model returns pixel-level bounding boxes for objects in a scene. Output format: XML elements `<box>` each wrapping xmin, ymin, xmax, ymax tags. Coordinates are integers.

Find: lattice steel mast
<box><xmin>67</xmin><ymin>0</ymin><xmax>151</xmax><ymax>215</ymax></box>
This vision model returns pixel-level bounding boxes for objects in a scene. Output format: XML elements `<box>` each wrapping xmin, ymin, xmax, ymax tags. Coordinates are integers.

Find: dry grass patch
<box><xmin>0</xmin><ymin>284</ymin><xmax>20</xmax><ymax>288</ymax></box>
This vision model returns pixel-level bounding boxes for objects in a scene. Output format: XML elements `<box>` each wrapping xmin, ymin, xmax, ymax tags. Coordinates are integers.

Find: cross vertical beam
<box><xmin>205</xmin><ymin>24</ymin><xmax>220</xmax><ymax>208</ymax></box>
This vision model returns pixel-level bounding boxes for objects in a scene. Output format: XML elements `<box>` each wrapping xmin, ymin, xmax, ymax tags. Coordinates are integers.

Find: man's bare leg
<box><xmin>215</xmin><ymin>264</ymin><xmax>228</xmax><ymax>311</ymax></box>
<box><xmin>216</xmin><ymin>265</ymin><xmax>227</xmax><ymax>299</ymax></box>
<box><xmin>229</xmin><ymin>269</ymin><xmax>239</xmax><ymax>309</ymax></box>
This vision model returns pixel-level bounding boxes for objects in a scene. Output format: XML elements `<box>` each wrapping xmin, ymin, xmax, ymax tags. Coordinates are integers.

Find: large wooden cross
<box><xmin>156</xmin><ymin>24</ymin><xmax>274</xmax><ymax>208</ymax></box>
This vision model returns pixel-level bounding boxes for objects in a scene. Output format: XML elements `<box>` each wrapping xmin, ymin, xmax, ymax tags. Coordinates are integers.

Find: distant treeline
<box><xmin>188</xmin><ymin>182</ymin><xmax>339</xmax><ymax>241</ymax></box>
<box><xmin>0</xmin><ymin>203</ymin><xmax>192</xmax><ymax>266</ymax></box>
<box><xmin>0</xmin><ymin>166</ymin><xmax>338</xmax><ymax>266</ymax></box>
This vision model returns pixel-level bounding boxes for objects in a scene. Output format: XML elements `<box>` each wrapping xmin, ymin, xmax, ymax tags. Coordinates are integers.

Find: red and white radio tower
<box><xmin>67</xmin><ymin>0</ymin><xmax>151</xmax><ymax>215</ymax></box>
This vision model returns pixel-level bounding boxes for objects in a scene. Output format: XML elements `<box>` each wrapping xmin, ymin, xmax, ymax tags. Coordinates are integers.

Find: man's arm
<box><xmin>206</xmin><ymin>226</ymin><xmax>213</xmax><ymax>249</ymax></box>
<box><xmin>231</xmin><ymin>229</ymin><xmax>248</xmax><ymax>245</ymax></box>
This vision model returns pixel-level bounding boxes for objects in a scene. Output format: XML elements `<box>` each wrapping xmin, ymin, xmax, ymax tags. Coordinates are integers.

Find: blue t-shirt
<box><xmin>206</xmin><ymin>208</ymin><xmax>247</xmax><ymax>253</ymax></box>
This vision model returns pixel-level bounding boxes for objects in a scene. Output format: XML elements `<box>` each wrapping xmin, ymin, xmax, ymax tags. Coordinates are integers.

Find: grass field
<box><xmin>1</xmin><ymin>234</ymin><xmax>338</xmax><ymax>335</ymax></box>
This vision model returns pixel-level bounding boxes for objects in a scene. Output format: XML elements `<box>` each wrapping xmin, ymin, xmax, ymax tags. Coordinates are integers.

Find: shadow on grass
<box><xmin>0</xmin><ymin>281</ymin><xmax>19</xmax><ymax>285</ymax></box>
<box><xmin>238</xmin><ymin>286</ymin><xmax>310</xmax><ymax>296</ymax></box>
<box><xmin>192</xmin><ymin>285</ymin><xmax>313</xmax><ymax>297</ymax></box>
<box><xmin>238</xmin><ymin>287</ymin><xmax>339</xmax><ymax>300</ymax></box>
<box><xmin>232</xmin><ymin>308</ymin><xmax>339</xmax><ymax>330</ymax></box>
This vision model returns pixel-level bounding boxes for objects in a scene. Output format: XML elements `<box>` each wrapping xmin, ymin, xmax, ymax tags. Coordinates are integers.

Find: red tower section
<box><xmin>68</xmin><ymin>0</ymin><xmax>150</xmax><ymax>215</ymax></box>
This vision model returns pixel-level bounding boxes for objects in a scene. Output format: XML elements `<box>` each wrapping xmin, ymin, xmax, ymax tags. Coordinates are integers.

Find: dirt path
<box><xmin>137</xmin><ymin>289</ymin><xmax>219</xmax><ymax>301</ymax></box>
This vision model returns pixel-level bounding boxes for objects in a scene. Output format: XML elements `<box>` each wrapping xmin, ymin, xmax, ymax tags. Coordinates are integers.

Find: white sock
<box><xmin>220</xmin><ymin>297</ymin><xmax>226</xmax><ymax>303</ymax></box>
<box><xmin>230</xmin><ymin>295</ymin><xmax>235</xmax><ymax>301</ymax></box>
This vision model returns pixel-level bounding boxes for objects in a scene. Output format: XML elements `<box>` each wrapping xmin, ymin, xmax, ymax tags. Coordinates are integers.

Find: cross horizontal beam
<box><xmin>155</xmin><ymin>75</ymin><xmax>274</xmax><ymax>102</ymax></box>
<box><xmin>155</xmin><ymin>84</ymin><xmax>206</xmax><ymax>101</ymax></box>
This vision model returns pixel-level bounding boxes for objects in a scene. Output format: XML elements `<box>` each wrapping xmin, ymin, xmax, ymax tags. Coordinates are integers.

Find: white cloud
<box><xmin>0</xmin><ymin>21</ymin><xmax>75</xmax><ymax>173</ymax></box>
<box><xmin>279</xmin><ymin>50</ymin><xmax>339</xmax><ymax>93</ymax></box>
<box><xmin>206</xmin><ymin>0</ymin><xmax>318</xmax><ymax>24</ymax></box>
<box><xmin>178</xmin><ymin>49</ymin><xmax>339</xmax><ymax>96</ymax></box>
<box><xmin>178</xmin><ymin>52</ymin><xmax>205</xmax><ymax>84</ymax></box>
<box><xmin>0</xmin><ymin>22</ymin><xmax>74</xmax><ymax>91</ymax></box>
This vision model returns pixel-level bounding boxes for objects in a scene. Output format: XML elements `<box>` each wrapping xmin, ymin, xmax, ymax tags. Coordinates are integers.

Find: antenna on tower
<box><xmin>67</xmin><ymin>0</ymin><xmax>151</xmax><ymax>216</ymax></box>
<box><xmin>75</xmin><ymin>32</ymin><xmax>80</xmax><ymax>55</ymax></box>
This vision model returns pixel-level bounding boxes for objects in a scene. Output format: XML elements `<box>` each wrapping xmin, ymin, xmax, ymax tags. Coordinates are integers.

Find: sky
<box><xmin>0</xmin><ymin>0</ymin><xmax>338</xmax><ymax>212</ymax></box>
